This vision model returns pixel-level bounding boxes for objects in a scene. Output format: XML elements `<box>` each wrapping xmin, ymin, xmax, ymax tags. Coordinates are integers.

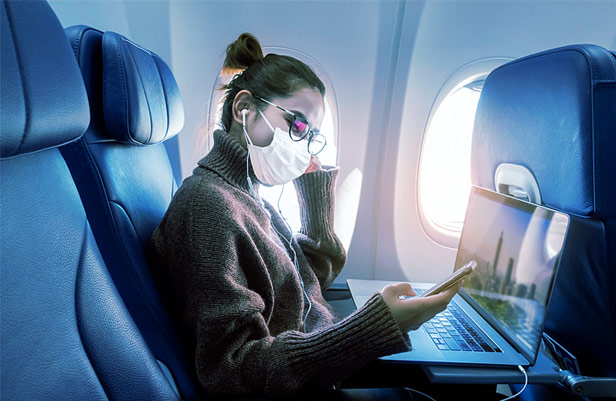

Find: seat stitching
<box><xmin>106</xmin><ymin>198</ymin><xmax>180</xmax><ymax>346</ymax></box>
<box><xmin>123</xmin><ymin>38</ymin><xmax>154</xmax><ymax>145</ymax></box>
<box><xmin>103</xmin><ymin>34</ymin><xmax>129</xmax><ymax>144</ymax></box>
<box><xmin>70</xmin><ymin>26</ymin><xmax>83</xmax><ymax>60</ymax></box>
<box><xmin>4</xmin><ymin>2</ymin><xmax>31</xmax><ymax>156</ymax></box>
<box><xmin>74</xmin><ymin>220</ymin><xmax>111</xmax><ymax>399</ymax></box>
<box><xmin>153</xmin><ymin>56</ymin><xmax>170</xmax><ymax>142</ymax></box>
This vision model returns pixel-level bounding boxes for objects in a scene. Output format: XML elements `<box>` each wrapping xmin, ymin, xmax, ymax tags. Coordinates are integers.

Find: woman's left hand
<box><xmin>304</xmin><ymin>155</ymin><xmax>323</xmax><ymax>174</ymax></box>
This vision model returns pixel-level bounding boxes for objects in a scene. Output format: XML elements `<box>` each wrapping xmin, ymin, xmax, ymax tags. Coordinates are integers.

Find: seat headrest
<box><xmin>102</xmin><ymin>31</ymin><xmax>184</xmax><ymax>145</ymax></box>
<box><xmin>0</xmin><ymin>0</ymin><xmax>89</xmax><ymax>159</ymax></box>
<box><xmin>471</xmin><ymin>44</ymin><xmax>616</xmax><ymax>217</ymax></box>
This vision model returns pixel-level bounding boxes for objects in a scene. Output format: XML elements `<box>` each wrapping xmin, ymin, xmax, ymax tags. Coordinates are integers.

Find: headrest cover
<box><xmin>471</xmin><ymin>44</ymin><xmax>616</xmax><ymax>217</ymax></box>
<box><xmin>102</xmin><ymin>31</ymin><xmax>184</xmax><ymax>145</ymax></box>
<box><xmin>1</xmin><ymin>0</ymin><xmax>89</xmax><ymax>159</ymax></box>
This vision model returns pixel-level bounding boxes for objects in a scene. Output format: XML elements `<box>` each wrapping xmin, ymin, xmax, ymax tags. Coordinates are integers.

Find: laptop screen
<box><xmin>454</xmin><ymin>186</ymin><xmax>569</xmax><ymax>363</ymax></box>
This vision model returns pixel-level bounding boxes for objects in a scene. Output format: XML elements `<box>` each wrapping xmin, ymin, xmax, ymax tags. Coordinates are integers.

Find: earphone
<box><xmin>241</xmin><ymin>109</ymin><xmax>312</xmax><ymax>329</ymax></box>
<box><xmin>242</xmin><ymin>109</ymin><xmax>257</xmax><ymax>197</ymax></box>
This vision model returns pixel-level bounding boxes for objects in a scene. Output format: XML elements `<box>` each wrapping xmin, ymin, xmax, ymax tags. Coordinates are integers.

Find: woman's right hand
<box><xmin>380</xmin><ymin>282</ymin><xmax>462</xmax><ymax>332</ymax></box>
<box><xmin>304</xmin><ymin>155</ymin><xmax>323</xmax><ymax>174</ymax></box>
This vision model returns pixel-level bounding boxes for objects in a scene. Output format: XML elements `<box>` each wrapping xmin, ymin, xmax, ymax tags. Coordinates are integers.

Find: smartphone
<box><xmin>421</xmin><ymin>260</ymin><xmax>477</xmax><ymax>297</ymax></box>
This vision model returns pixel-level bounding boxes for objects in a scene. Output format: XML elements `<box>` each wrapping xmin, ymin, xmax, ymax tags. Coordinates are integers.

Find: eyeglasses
<box><xmin>254</xmin><ymin>95</ymin><xmax>327</xmax><ymax>155</ymax></box>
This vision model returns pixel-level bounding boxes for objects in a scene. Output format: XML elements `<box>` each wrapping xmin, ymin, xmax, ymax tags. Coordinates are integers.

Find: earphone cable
<box><xmin>243</xmin><ymin>120</ymin><xmax>311</xmax><ymax>330</ymax></box>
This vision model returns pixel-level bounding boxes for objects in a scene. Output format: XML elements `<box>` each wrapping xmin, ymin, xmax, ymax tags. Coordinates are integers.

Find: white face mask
<box><xmin>243</xmin><ymin>108</ymin><xmax>311</xmax><ymax>186</ymax></box>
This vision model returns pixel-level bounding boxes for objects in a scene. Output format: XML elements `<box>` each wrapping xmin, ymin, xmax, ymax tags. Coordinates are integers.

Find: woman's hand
<box><xmin>380</xmin><ymin>281</ymin><xmax>462</xmax><ymax>332</ymax></box>
<box><xmin>304</xmin><ymin>155</ymin><xmax>323</xmax><ymax>174</ymax></box>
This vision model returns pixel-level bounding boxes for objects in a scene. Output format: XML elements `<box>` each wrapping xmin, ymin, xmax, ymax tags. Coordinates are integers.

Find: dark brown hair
<box><xmin>219</xmin><ymin>33</ymin><xmax>325</xmax><ymax>131</ymax></box>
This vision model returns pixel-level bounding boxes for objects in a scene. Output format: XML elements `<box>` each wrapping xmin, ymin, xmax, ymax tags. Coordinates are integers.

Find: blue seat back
<box><xmin>471</xmin><ymin>44</ymin><xmax>616</xmax><ymax>378</ymax></box>
<box><xmin>60</xmin><ymin>25</ymin><xmax>199</xmax><ymax>398</ymax></box>
<box><xmin>0</xmin><ymin>1</ymin><xmax>178</xmax><ymax>399</ymax></box>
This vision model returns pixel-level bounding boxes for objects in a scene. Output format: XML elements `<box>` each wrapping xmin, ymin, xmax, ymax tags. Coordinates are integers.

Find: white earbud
<box><xmin>242</xmin><ymin>108</ymin><xmax>256</xmax><ymax>197</ymax></box>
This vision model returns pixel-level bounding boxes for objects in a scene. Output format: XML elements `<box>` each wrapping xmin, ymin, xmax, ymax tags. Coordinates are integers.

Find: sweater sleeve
<box><xmin>292</xmin><ymin>167</ymin><xmax>346</xmax><ymax>290</ymax></box>
<box><xmin>196</xmin><ymin>290</ymin><xmax>411</xmax><ymax>396</ymax></box>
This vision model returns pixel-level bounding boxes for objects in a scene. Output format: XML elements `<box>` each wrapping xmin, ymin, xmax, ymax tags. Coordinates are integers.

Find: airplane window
<box><xmin>418</xmin><ymin>80</ymin><xmax>483</xmax><ymax>239</ymax></box>
<box><xmin>206</xmin><ymin>47</ymin><xmax>339</xmax><ymax>232</ymax></box>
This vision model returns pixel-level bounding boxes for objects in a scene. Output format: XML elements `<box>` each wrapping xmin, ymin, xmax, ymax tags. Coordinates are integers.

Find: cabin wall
<box><xmin>387</xmin><ymin>0</ymin><xmax>616</xmax><ymax>284</ymax></box>
<box><xmin>49</xmin><ymin>0</ymin><xmax>616</xmax><ymax>285</ymax></box>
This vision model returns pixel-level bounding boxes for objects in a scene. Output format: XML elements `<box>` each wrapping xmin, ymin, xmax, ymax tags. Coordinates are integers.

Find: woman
<box><xmin>149</xmin><ymin>33</ymin><xmax>461</xmax><ymax>396</ymax></box>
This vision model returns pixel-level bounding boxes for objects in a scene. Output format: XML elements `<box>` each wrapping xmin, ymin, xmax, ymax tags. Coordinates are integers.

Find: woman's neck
<box><xmin>228</xmin><ymin>123</ymin><xmax>248</xmax><ymax>149</ymax></box>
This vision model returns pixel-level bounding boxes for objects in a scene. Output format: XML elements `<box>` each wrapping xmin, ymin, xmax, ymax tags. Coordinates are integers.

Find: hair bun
<box><xmin>223</xmin><ymin>33</ymin><xmax>264</xmax><ymax>71</ymax></box>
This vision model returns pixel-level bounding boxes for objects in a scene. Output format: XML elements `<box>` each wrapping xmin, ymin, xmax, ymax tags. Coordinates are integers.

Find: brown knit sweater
<box><xmin>149</xmin><ymin>130</ymin><xmax>410</xmax><ymax>396</ymax></box>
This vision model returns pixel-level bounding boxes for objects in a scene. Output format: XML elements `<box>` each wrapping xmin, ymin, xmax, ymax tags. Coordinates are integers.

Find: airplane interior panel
<box><xmin>2</xmin><ymin>0</ymin><xmax>615</xmax><ymax>400</ymax></box>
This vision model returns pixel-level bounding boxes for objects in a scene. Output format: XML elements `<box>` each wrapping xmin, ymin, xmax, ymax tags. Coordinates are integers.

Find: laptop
<box><xmin>348</xmin><ymin>185</ymin><xmax>570</xmax><ymax>367</ymax></box>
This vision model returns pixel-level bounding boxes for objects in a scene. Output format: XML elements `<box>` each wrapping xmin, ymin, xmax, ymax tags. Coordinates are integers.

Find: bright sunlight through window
<box><xmin>418</xmin><ymin>81</ymin><xmax>483</xmax><ymax>235</ymax></box>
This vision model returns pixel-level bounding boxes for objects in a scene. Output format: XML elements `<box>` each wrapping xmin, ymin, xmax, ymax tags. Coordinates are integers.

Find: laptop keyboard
<box><xmin>423</xmin><ymin>303</ymin><xmax>502</xmax><ymax>353</ymax></box>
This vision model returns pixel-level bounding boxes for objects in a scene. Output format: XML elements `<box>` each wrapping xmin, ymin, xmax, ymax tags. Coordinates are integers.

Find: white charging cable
<box><xmin>403</xmin><ymin>365</ymin><xmax>527</xmax><ymax>401</ymax></box>
<box><xmin>402</xmin><ymin>365</ymin><xmax>527</xmax><ymax>401</ymax></box>
<box><xmin>404</xmin><ymin>387</ymin><xmax>437</xmax><ymax>401</ymax></box>
<box><xmin>500</xmin><ymin>365</ymin><xmax>528</xmax><ymax>400</ymax></box>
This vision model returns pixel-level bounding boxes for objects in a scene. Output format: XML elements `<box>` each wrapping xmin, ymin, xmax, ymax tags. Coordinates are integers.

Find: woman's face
<box><xmin>247</xmin><ymin>87</ymin><xmax>325</xmax><ymax>147</ymax></box>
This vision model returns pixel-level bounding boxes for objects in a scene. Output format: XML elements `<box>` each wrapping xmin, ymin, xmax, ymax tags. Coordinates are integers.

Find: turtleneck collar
<box><xmin>198</xmin><ymin>130</ymin><xmax>260</xmax><ymax>195</ymax></box>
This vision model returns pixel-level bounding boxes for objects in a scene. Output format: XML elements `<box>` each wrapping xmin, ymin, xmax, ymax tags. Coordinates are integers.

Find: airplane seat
<box><xmin>471</xmin><ymin>44</ymin><xmax>616</xmax><ymax>399</ymax></box>
<box><xmin>0</xmin><ymin>0</ymin><xmax>179</xmax><ymax>399</ymax></box>
<box><xmin>60</xmin><ymin>25</ymin><xmax>201</xmax><ymax>398</ymax></box>
<box><xmin>57</xmin><ymin>22</ymin><xmax>420</xmax><ymax>401</ymax></box>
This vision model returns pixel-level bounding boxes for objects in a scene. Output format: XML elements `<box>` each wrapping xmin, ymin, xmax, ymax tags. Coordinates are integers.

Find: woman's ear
<box><xmin>232</xmin><ymin>90</ymin><xmax>253</xmax><ymax>125</ymax></box>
